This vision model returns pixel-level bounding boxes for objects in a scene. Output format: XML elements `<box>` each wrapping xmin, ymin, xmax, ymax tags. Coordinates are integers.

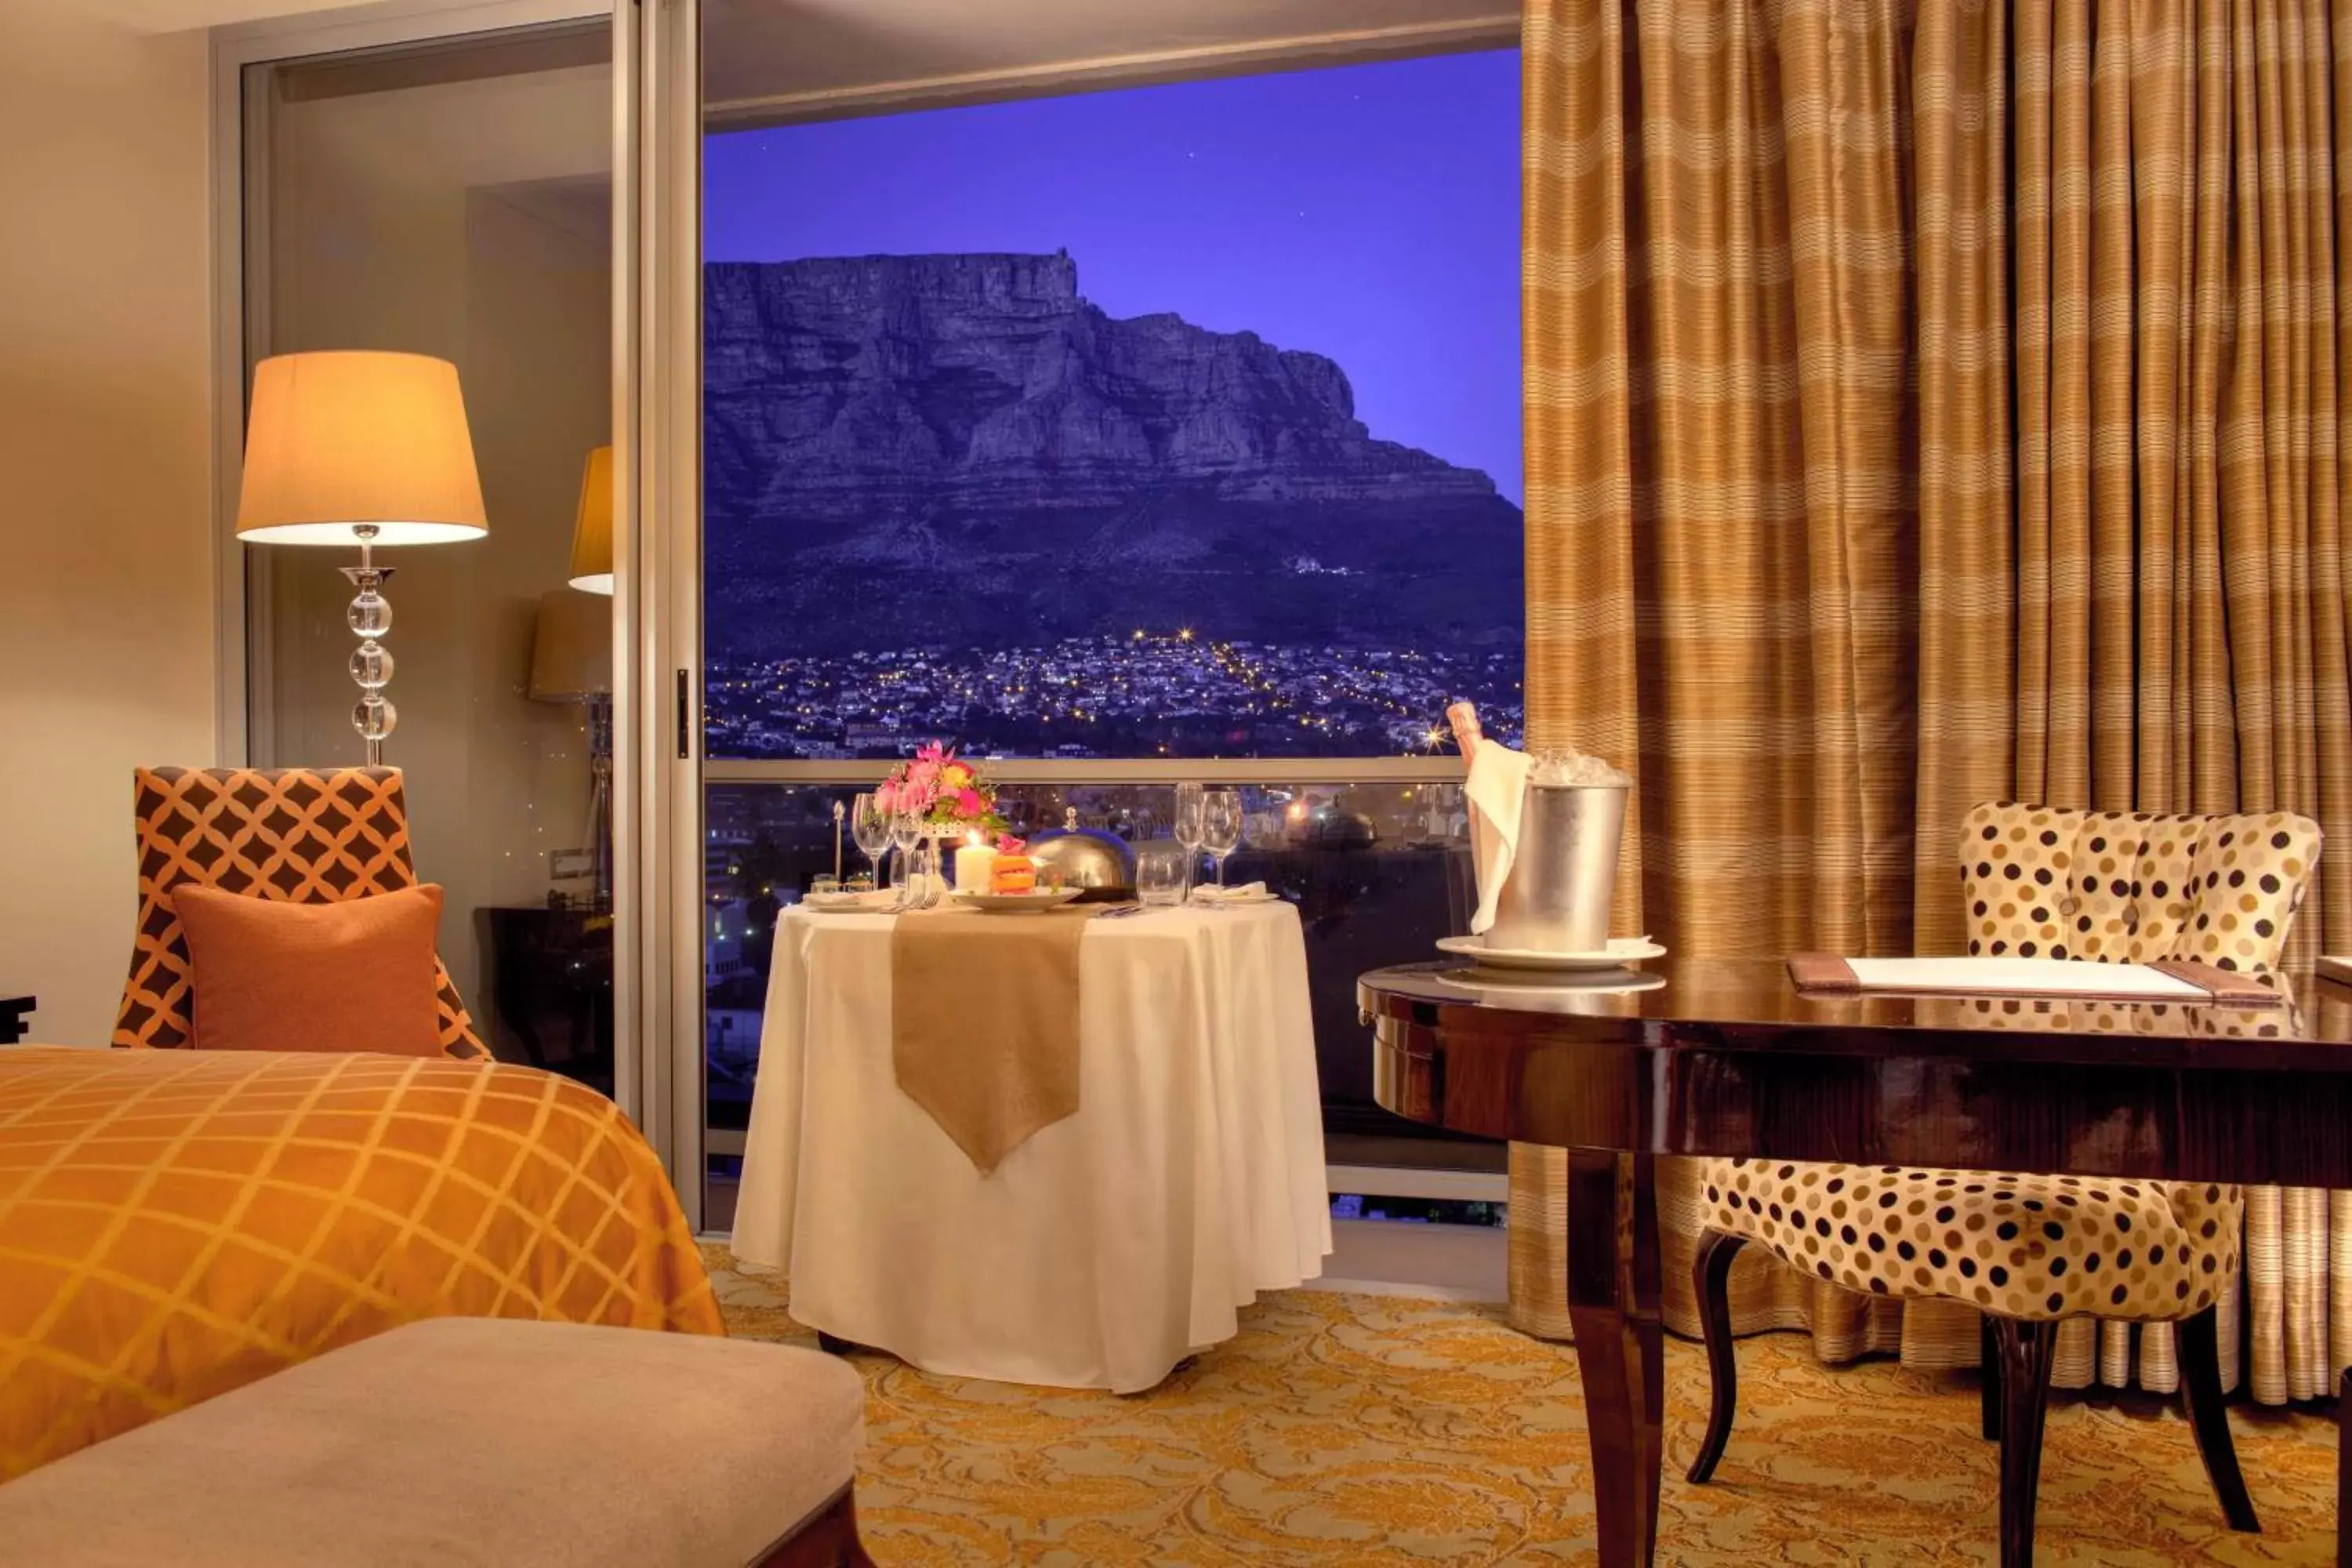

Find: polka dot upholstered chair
<box><xmin>113</xmin><ymin>767</ymin><xmax>488</xmax><ymax>1059</ymax></box>
<box><xmin>1686</xmin><ymin>802</ymin><xmax>2321</xmax><ymax>1566</ymax></box>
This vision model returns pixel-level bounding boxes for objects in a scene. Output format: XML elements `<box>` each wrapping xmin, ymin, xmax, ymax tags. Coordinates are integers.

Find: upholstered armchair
<box><xmin>1682</xmin><ymin>801</ymin><xmax>2319</xmax><ymax>1562</ymax></box>
<box><xmin>113</xmin><ymin>767</ymin><xmax>487</xmax><ymax>1059</ymax></box>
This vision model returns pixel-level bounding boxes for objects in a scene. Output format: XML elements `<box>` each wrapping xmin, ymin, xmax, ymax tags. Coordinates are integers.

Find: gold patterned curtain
<box><xmin>1515</xmin><ymin>0</ymin><xmax>2352</xmax><ymax>1401</ymax></box>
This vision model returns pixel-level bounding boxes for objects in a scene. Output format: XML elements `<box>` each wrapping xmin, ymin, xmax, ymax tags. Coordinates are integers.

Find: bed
<box><xmin>0</xmin><ymin>1046</ymin><xmax>721</xmax><ymax>1479</ymax></box>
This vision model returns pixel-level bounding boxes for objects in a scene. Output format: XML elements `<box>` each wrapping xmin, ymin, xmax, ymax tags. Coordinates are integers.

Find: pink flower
<box><xmin>956</xmin><ymin>787</ymin><xmax>984</xmax><ymax>817</ymax></box>
<box><xmin>873</xmin><ymin>780</ymin><xmax>898</xmax><ymax>813</ymax></box>
<box><xmin>996</xmin><ymin>834</ymin><xmax>1027</xmax><ymax>855</ymax></box>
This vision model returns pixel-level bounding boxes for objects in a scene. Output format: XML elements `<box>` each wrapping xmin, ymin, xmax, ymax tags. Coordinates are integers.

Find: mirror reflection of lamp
<box><xmin>528</xmin><ymin>445</ymin><xmax>615</xmax><ymax>909</ymax></box>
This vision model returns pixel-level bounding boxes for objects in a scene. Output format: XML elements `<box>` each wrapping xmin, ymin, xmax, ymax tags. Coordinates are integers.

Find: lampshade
<box><xmin>237</xmin><ymin>350</ymin><xmax>488</xmax><ymax>546</ymax></box>
<box><xmin>528</xmin><ymin>587</ymin><xmax>612</xmax><ymax>702</ymax></box>
<box><xmin>568</xmin><ymin>445</ymin><xmax>615</xmax><ymax>593</ymax></box>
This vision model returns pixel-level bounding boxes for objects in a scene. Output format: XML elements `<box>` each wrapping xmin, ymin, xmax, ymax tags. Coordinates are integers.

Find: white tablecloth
<box><xmin>731</xmin><ymin>902</ymin><xmax>1330</xmax><ymax>1392</ymax></box>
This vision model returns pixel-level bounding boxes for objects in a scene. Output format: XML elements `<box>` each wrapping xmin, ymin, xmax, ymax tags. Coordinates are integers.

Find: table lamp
<box><xmin>236</xmin><ymin>350</ymin><xmax>488</xmax><ymax>764</ymax></box>
<box><xmin>528</xmin><ymin>586</ymin><xmax>615</xmax><ymax>909</ymax></box>
<box><xmin>568</xmin><ymin>445</ymin><xmax>614</xmax><ymax>595</ymax></box>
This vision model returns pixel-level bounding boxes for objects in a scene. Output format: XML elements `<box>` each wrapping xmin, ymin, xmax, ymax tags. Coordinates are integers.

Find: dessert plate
<box><xmin>950</xmin><ymin>888</ymin><xmax>1085</xmax><ymax>914</ymax></box>
<box><xmin>801</xmin><ymin>890</ymin><xmax>894</xmax><ymax>913</ymax></box>
<box><xmin>1433</xmin><ymin>935</ymin><xmax>1666</xmax><ymax>972</ymax></box>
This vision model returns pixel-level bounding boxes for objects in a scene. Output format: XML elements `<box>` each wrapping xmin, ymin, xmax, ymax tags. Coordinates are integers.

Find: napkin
<box><xmin>1464</xmin><ymin>741</ymin><xmax>1532</xmax><ymax>935</ymax></box>
<box><xmin>1191</xmin><ymin>881</ymin><xmax>1272</xmax><ymax>904</ymax></box>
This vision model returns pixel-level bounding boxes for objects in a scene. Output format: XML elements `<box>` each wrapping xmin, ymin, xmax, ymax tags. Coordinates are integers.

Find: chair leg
<box><xmin>2176</xmin><ymin>1305</ymin><xmax>2259</xmax><ymax>1533</ymax></box>
<box><xmin>2337</xmin><ymin>1367</ymin><xmax>2350</xmax><ymax>1566</ymax></box>
<box><xmin>1686</xmin><ymin>1229</ymin><xmax>1746</xmax><ymax>1484</ymax></box>
<box><xmin>1991</xmin><ymin>1316</ymin><xmax>2059</xmax><ymax>1568</ymax></box>
<box><xmin>1980</xmin><ymin>1312</ymin><xmax>2002</xmax><ymax>1442</ymax></box>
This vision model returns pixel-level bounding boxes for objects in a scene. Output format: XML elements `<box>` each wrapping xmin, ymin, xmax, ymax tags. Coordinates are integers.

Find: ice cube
<box><xmin>1530</xmin><ymin>747</ymin><xmax>1632</xmax><ymax>788</ymax></box>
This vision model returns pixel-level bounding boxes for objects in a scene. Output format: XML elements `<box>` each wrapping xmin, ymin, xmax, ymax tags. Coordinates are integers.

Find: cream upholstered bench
<box><xmin>0</xmin><ymin>1319</ymin><xmax>872</xmax><ymax>1567</ymax></box>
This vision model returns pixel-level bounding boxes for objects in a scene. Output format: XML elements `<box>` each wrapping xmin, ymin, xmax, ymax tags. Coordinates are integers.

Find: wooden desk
<box><xmin>1359</xmin><ymin>957</ymin><xmax>2352</xmax><ymax>1567</ymax></box>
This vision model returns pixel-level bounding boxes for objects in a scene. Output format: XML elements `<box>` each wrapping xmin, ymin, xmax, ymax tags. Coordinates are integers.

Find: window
<box><xmin>702</xmin><ymin>50</ymin><xmax>1523</xmax><ymax>760</ymax></box>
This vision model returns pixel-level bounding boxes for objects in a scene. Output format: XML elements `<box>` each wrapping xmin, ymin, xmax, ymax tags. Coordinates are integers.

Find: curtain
<box><xmin>1516</xmin><ymin>0</ymin><xmax>2352</xmax><ymax>1400</ymax></box>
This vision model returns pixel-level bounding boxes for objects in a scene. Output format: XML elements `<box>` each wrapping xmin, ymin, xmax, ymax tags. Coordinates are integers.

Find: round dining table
<box><xmin>732</xmin><ymin>899</ymin><xmax>1330</xmax><ymax>1392</ymax></box>
<box><xmin>1359</xmin><ymin>956</ymin><xmax>2352</xmax><ymax>1568</ymax></box>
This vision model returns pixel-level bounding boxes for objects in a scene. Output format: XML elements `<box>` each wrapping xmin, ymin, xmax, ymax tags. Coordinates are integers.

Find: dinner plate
<box><xmin>1189</xmin><ymin>890</ymin><xmax>1282</xmax><ymax>906</ymax></box>
<box><xmin>1433</xmin><ymin>935</ymin><xmax>1666</xmax><ymax>971</ymax></box>
<box><xmin>1433</xmin><ymin>968</ymin><xmax>1667</xmax><ymax>1005</ymax></box>
<box><xmin>949</xmin><ymin>888</ymin><xmax>1086</xmax><ymax>913</ymax></box>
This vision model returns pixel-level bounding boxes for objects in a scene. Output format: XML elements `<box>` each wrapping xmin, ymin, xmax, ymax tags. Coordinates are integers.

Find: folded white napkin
<box><xmin>1464</xmin><ymin>742</ymin><xmax>1531</xmax><ymax>935</ymax></box>
<box><xmin>1191</xmin><ymin>881</ymin><xmax>1271</xmax><ymax>903</ymax></box>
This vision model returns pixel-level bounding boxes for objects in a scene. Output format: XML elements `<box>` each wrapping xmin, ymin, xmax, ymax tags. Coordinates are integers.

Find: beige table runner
<box><xmin>891</xmin><ymin>906</ymin><xmax>1103</xmax><ymax>1174</ymax></box>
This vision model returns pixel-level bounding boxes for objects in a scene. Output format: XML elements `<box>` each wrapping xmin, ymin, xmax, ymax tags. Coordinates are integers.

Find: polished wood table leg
<box><xmin>1565</xmin><ymin>1149</ymin><xmax>1664</xmax><ymax>1567</ymax></box>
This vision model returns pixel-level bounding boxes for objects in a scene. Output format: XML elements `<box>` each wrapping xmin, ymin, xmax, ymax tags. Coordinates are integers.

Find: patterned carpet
<box><xmin>705</xmin><ymin>1247</ymin><xmax>2342</xmax><ymax>1565</ymax></box>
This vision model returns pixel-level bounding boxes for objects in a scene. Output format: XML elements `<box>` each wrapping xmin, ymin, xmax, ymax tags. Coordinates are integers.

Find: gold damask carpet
<box><xmin>706</xmin><ymin>1247</ymin><xmax>2340</xmax><ymax>1564</ymax></box>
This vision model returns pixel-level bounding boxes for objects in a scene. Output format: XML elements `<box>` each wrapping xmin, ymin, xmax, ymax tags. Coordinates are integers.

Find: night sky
<box><xmin>703</xmin><ymin>49</ymin><xmax>1523</xmax><ymax>504</ymax></box>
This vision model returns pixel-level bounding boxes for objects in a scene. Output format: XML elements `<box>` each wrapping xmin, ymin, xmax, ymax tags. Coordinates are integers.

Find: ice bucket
<box><xmin>1487</xmin><ymin>779</ymin><xmax>1627</xmax><ymax>953</ymax></box>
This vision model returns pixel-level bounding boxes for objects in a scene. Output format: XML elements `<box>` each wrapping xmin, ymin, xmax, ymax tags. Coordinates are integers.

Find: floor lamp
<box><xmin>236</xmin><ymin>351</ymin><xmax>488</xmax><ymax>764</ymax></box>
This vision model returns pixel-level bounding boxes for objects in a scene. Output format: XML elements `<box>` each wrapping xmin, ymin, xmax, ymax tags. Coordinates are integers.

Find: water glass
<box><xmin>1173</xmin><ymin>783</ymin><xmax>1206</xmax><ymax>893</ymax></box>
<box><xmin>1137</xmin><ymin>847</ymin><xmax>1185</xmax><ymax>906</ymax></box>
<box><xmin>851</xmin><ymin>793</ymin><xmax>892</xmax><ymax>887</ymax></box>
<box><xmin>1201</xmin><ymin>790</ymin><xmax>1243</xmax><ymax>887</ymax></box>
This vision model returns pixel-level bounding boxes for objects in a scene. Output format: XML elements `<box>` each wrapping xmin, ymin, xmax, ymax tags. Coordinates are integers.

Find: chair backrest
<box><xmin>114</xmin><ymin>766</ymin><xmax>488</xmax><ymax>1058</ymax></box>
<box><xmin>1958</xmin><ymin>801</ymin><xmax>2321</xmax><ymax>972</ymax></box>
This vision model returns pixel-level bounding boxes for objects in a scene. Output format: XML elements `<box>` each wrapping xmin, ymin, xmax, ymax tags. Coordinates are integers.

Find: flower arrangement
<box><xmin>873</xmin><ymin>742</ymin><xmax>1014</xmax><ymax>840</ymax></box>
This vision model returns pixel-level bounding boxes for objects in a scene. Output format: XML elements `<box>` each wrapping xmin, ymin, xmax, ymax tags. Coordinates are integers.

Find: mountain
<box><xmin>703</xmin><ymin>252</ymin><xmax>1524</xmax><ymax>658</ymax></box>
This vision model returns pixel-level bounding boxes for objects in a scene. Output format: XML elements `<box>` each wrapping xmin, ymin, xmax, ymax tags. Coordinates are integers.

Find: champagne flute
<box><xmin>1173</xmin><ymin>782</ymin><xmax>1206</xmax><ymax>898</ymax></box>
<box><xmin>1201</xmin><ymin>790</ymin><xmax>1243</xmax><ymax>890</ymax></box>
<box><xmin>888</xmin><ymin>804</ymin><xmax>927</xmax><ymax>912</ymax></box>
<box><xmin>850</xmin><ymin>793</ymin><xmax>891</xmax><ymax>892</ymax></box>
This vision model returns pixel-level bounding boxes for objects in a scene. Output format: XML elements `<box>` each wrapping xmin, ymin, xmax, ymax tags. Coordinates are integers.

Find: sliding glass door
<box><xmin>691</xmin><ymin>2</ymin><xmax>1523</xmax><ymax>1224</ymax></box>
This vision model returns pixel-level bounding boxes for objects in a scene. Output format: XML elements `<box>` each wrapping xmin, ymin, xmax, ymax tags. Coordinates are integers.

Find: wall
<box><xmin>257</xmin><ymin>56</ymin><xmax>612</xmax><ymax>1030</ymax></box>
<box><xmin>0</xmin><ymin>11</ymin><xmax>215</xmax><ymax>1044</ymax></box>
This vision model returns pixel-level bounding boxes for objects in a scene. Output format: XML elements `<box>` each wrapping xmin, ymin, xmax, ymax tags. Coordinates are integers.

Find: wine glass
<box><xmin>1173</xmin><ymin>783</ymin><xmax>1206</xmax><ymax>897</ymax></box>
<box><xmin>850</xmin><ymin>793</ymin><xmax>891</xmax><ymax>893</ymax></box>
<box><xmin>1201</xmin><ymin>790</ymin><xmax>1243</xmax><ymax>889</ymax></box>
<box><xmin>888</xmin><ymin>804</ymin><xmax>927</xmax><ymax>912</ymax></box>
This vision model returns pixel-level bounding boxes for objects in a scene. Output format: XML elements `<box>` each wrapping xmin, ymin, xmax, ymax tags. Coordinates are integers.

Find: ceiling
<box><xmin>62</xmin><ymin>0</ymin><xmax>1517</xmax><ymax>105</ymax></box>
<box><xmin>62</xmin><ymin>0</ymin><xmax>428</xmax><ymax>31</ymax></box>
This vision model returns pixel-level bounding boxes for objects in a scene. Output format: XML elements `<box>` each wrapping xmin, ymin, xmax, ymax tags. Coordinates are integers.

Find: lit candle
<box><xmin>953</xmin><ymin>833</ymin><xmax>997</xmax><ymax>895</ymax></box>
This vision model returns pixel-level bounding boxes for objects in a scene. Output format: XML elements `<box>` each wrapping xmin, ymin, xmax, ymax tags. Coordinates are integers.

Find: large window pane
<box><xmin>702</xmin><ymin>51</ymin><xmax>1523</xmax><ymax>760</ymax></box>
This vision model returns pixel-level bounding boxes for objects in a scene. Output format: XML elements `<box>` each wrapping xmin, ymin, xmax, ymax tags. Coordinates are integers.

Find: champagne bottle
<box><xmin>1446</xmin><ymin>701</ymin><xmax>1483</xmax><ymax>760</ymax></box>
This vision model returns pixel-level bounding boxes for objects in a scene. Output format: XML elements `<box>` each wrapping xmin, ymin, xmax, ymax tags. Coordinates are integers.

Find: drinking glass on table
<box><xmin>1200</xmin><ymin>789</ymin><xmax>1243</xmax><ymax>889</ymax></box>
<box><xmin>887</xmin><ymin>807</ymin><xmax>927</xmax><ymax>911</ymax></box>
<box><xmin>851</xmin><ymin>793</ymin><xmax>892</xmax><ymax>895</ymax></box>
<box><xmin>1172</xmin><ymin>783</ymin><xmax>1206</xmax><ymax>895</ymax></box>
<box><xmin>1137</xmin><ymin>846</ymin><xmax>1185</xmax><ymax>906</ymax></box>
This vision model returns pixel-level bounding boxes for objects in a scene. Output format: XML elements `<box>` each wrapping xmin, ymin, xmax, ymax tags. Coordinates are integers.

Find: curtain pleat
<box><xmin>1518</xmin><ymin>0</ymin><xmax>2352</xmax><ymax>1401</ymax></box>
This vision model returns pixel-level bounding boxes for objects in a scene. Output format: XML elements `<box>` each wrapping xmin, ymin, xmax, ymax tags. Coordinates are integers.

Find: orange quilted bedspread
<box><xmin>0</xmin><ymin>1047</ymin><xmax>722</xmax><ymax>1479</ymax></box>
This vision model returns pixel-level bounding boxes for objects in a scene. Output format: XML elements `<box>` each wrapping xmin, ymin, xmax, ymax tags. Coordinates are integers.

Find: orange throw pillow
<box><xmin>168</xmin><ymin>884</ymin><xmax>447</xmax><ymax>1056</ymax></box>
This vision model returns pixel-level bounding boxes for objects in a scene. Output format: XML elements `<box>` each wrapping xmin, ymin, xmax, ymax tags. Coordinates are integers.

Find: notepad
<box><xmin>1788</xmin><ymin>953</ymin><xmax>2281</xmax><ymax>1005</ymax></box>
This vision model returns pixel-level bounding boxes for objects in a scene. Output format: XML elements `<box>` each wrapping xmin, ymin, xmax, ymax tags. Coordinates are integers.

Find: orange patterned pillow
<box><xmin>168</xmin><ymin>884</ymin><xmax>447</xmax><ymax>1056</ymax></box>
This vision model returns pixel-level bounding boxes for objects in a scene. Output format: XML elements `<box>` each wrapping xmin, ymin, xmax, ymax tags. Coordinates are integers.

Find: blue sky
<box><xmin>703</xmin><ymin>49</ymin><xmax>1523</xmax><ymax>503</ymax></box>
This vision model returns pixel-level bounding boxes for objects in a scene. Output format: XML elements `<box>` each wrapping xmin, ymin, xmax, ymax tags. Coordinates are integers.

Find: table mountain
<box><xmin>704</xmin><ymin>252</ymin><xmax>1523</xmax><ymax>657</ymax></box>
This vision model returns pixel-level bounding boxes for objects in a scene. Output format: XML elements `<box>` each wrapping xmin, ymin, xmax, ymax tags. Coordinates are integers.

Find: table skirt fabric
<box><xmin>732</xmin><ymin>902</ymin><xmax>1330</xmax><ymax>1392</ymax></box>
